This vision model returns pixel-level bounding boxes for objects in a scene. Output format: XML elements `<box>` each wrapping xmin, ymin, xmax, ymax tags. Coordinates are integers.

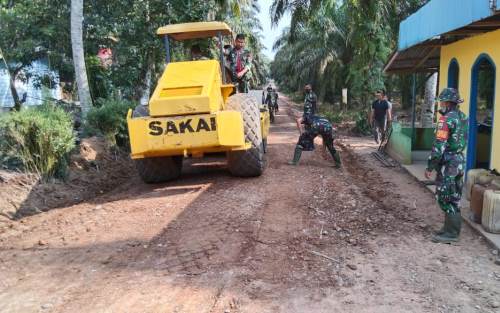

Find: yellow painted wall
<box><xmin>439</xmin><ymin>29</ymin><xmax>500</xmax><ymax>170</ymax></box>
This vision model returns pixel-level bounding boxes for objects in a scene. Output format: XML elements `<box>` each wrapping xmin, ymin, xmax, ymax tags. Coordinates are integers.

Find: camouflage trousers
<box><xmin>297</xmin><ymin>129</ymin><xmax>337</xmax><ymax>156</ymax></box>
<box><xmin>236</xmin><ymin>79</ymin><xmax>249</xmax><ymax>93</ymax></box>
<box><xmin>435</xmin><ymin>153</ymin><xmax>465</xmax><ymax>214</ymax></box>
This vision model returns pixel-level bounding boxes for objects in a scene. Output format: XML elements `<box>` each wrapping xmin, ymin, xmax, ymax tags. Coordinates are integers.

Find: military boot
<box><xmin>432</xmin><ymin>212</ymin><xmax>461</xmax><ymax>243</ymax></box>
<box><xmin>433</xmin><ymin>214</ymin><xmax>449</xmax><ymax>236</ymax></box>
<box><xmin>332</xmin><ymin>151</ymin><xmax>342</xmax><ymax>168</ymax></box>
<box><xmin>288</xmin><ymin>147</ymin><xmax>302</xmax><ymax>165</ymax></box>
<box><xmin>449</xmin><ymin>212</ymin><xmax>462</xmax><ymax>237</ymax></box>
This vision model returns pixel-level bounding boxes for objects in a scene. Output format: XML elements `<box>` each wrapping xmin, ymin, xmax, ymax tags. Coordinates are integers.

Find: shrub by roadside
<box><xmin>85</xmin><ymin>98</ymin><xmax>136</xmax><ymax>148</ymax></box>
<box><xmin>321</xmin><ymin>109</ymin><xmax>371</xmax><ymax>135</ymax></box>
<box><xmin>0</xmin><ymin>103</ymin><xmax>76</xmax><ymax>178</ymax></box>
<box><xmin>352</xmin><ymin>111</ymin><xmax>372</xmax><ymax>135</ymax></box>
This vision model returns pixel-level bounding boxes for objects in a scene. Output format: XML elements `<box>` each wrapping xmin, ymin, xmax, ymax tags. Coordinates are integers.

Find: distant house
<box><xmin>0</xmin><ymin>58</ymin><xmax>61</xmax><ymax>112</ymax></box>
<box><xmin>385</xmin><ymin>0</ymin><xmax>500</xmax><ymax>172</ymax></box>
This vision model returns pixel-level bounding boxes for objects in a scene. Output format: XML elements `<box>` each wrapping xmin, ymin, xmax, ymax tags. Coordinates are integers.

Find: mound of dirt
<box><xmin>0</xmin><ymin>137</ymin><xmax>135</xmax><ymax>220</ymax></box>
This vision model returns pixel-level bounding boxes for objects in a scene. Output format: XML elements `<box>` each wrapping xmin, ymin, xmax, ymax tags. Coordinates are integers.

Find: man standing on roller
<box><xmin>228</xmin><ymin>34</ymin><xmax>252</xmax><ymax>93</ymax></box>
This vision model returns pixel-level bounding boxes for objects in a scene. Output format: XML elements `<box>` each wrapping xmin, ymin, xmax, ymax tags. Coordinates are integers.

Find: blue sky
<box><xmin>257</xmin><ymin>0</ymin><xmax>290</xmax><ymax>60</ymax></box>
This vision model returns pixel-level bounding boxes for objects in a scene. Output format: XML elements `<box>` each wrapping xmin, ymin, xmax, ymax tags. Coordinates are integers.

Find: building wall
<box><xmin>387</xmin><ymin>122</ymin><xmax>413</xmax><ymax>165</ymax></box>
<box><xmin>0</xmin><ymin>59</ymin><xmax>61</xmax><ymax>109</ymax></box>
<box><xmin>439</xmin><ymin>29</ymin><xmax>500</xmax><ymax>170</ymax></box>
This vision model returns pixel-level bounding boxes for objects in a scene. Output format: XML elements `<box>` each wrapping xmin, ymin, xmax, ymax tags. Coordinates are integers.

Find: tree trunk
<box><xmin>139</xmin><ymin>4</ymin><xmax>153</xmax><ymax>105</ymax></box>
<box><xmin>0</xmin><ymin>47</ymin><xmax>21</xmax><ymax>111</ymax></box>
<box><xmin>421</xmin><ymin>72</ymin><xmax>437</xmax><ymax>127</ymax></box>
<box><xmin>9</xmin><ymin>75</ymin><xmax>21</xmax><ymax>111</ymax></box>
<box><xmin>139</xmin><ymin>65</ymin><xmax>152</xmax><ymax>106</ymax></box>
<box><xmin>71</xmin><ymin>0</ymin><xmax>92</xmax><ymax>116</ymax></box>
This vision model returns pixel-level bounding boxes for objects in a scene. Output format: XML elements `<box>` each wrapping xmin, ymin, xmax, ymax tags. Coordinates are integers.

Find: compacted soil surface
<box><xmin>1</xmin><ymin>95</ymin><xmax>499</xmax><ymax>313</ymax></box>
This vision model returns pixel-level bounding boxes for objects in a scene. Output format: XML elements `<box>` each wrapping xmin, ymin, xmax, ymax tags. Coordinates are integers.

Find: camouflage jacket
<box><xmin>272</xmin><ymin>91</ymin><xmax>279</xmax><ymax>102</ymax></box>
<box><xmin>427</xmin><ymin>108</ymin><xmax>468</xmax><ymax>171</ymax></box>
<box><xmin>303</xmin><ymin>91</ymin><xmax>318</xmax><ymax>121</ymax></box>
<box><xmin>308</xmin><ymin>116</ymin><xmax>333</xmax><ymax>136</ymax></box>
<box><xmin>228</xmin><ymin>48</ymin><xmax>252</xmax><ymax>81</ymax></box>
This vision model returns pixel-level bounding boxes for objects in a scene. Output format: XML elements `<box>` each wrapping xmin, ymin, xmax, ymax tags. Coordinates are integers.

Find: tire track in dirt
<box><xmin>1</xmin><ymin>94</ymin><xmax>500</xmax><ymax>313</ymax></box>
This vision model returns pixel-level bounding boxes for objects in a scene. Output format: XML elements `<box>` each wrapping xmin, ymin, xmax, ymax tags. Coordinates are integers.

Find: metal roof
<box><xmin>385</xmin><ymin>0</ymin><xmax>500</xmax><ymax>73</ymax></box>
<box><xmin>398</xmin><ymin>0</ymin><xmax>497</xmax><ymax>50</ymax></box>
<box><xmin>156</xmin><ymin>22</ymin><xmax>232</xmax><ymax>40</ymax></box>
<box><xmin>384</xmin><ymin>45</ymin><xmax>440</xmax><ymax>74</ymax></box>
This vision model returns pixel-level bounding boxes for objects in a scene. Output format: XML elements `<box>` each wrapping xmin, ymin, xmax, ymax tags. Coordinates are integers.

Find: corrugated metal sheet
<box><xmin>399</xmin><ymin>0</ymin><xmax>494</xmax><ymax>51</ymax></box>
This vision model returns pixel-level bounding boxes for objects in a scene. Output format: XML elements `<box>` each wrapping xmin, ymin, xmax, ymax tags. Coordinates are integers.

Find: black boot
<box><xmin>288</xmin><ymin>146</ymin><xmax>302</xmax><ymax>165</ymax></box>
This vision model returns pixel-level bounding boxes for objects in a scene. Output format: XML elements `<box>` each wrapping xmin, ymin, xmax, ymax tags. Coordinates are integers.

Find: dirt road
<box><xmin>1</xmin><ymin>96</ymin><xmax>499</xmax><ymax>313</ymax></box>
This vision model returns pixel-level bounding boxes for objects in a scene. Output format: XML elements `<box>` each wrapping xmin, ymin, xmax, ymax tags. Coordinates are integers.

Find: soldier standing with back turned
<box><xmin>425</xmin><ymin>88</ymin><xmax>468</xmax><ymax>244</ymax></box>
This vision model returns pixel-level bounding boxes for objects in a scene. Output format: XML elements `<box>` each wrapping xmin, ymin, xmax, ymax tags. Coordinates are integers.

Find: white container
<box><xmin>482</xmin><ymin>190</ymin><xmax>500</xmax><ymax>234</ymax></box>
<box><xmin>491</xmin><ymin>179</ymin><xmax>500</xmax><ymax>190</ymax></box>
<box><xmin>466</xmin><ymin>169</ymin><xmax>488</xmax><ymax>200</ymax></box>
<box><xmin>478</xmin><ymin>174</ymin><xmax>496</xmax><ymax>186</ymax></box>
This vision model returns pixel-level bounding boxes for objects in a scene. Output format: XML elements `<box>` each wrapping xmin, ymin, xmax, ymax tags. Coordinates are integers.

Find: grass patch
<box><xmin>0</xmin><ymin>103</ymin><xmax>76</xmax><ymax>178</ymax></box>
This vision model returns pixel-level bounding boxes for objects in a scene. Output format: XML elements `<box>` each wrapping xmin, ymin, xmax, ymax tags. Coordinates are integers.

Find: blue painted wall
<box><xmin>399</xmin><ymin>0</ymin><xmax>494</xmax><ymax>51</ymax></box>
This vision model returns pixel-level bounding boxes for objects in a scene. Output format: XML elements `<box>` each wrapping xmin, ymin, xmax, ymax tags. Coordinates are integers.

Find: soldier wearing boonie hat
<box><xmin>424</xmin><ymin>88</ymin><xmax>468</xmax><ymax>244</ymax></box>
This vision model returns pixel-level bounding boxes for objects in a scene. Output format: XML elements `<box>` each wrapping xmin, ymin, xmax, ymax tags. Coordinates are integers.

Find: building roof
<box><xmin>385</xmin><ymin>0</ymin><xmax>500</xmax><ymax>73</ymax></box>
<box><xmin>156</xmin><ymin>22</ymin><xmax>232</xmax><ymax>40</ymax></box>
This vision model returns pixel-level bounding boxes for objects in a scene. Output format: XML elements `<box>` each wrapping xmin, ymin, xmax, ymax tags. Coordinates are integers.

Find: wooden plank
<box><xmin>413</xmin><ymin>47</ymin><xmax>438</xmax><ymax>70</ymax></box>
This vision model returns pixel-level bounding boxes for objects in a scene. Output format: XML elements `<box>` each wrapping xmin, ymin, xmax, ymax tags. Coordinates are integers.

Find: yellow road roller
<box><xmin>127</xmin><ymin>21</ymin><xmax>269</xmax><ymax>183</ymax></box>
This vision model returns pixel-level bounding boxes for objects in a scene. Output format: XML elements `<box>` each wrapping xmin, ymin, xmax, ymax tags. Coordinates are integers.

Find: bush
<box><xmin>85</xmin><ymin>98</ymin><xmax>136</xmax><ymax>147</ymax></box>
<box><xmin>291</xmin><ymin>92</ymin><xmax>304</xmax><ymax>104</ymax></box>
<box><xmin>353</xmin><ymin>111</ymin><xmax>372</xmax><ymax>135</ymax></box>
<box><xmin>321</xmin><ymin>108</ymin><xmax>371</xmax><ymax>135</ymax></box>
<box><xmin>323</xmin><ymin>111</ymin><xmax>347</xmax><ymax>124</ymax></box>
<box><xmin>0</xmin><ymin>103</ymin><xmax>76</xmax><ymax>178</ymax></box>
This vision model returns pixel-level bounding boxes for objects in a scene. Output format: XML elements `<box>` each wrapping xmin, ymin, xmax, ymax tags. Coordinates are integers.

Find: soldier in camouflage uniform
<box><xmin>272</xmin><ymin>88</ymin><xmax>279</xmax><ymax>112</ymax></box>
<box><xmin>263</xmin><ymin>85</ymin><xmax>275</xmax><ymax>122</ymax></box>
<box><xmin>288</xmin><ymin>86</ymin><xmax>340</xmax><ymax>167</ymax></box>
<box><xmin>228</xmin><ymin>34</ymin><xmax>252</xmax><ymax>93</ymax></box>
<box><xmin>425</xmin><ymin>88</ymin><xmax>468</xmax><ymax>243</ymax></box>
<box><xmin>288</xmin><ymin>114</ymin><xmax>342</xmax><ymax>168</ymax></box>
<box><xmin>303</xmin><ymin>84</ymin><xmax>317</xmax><ymax>120</ymax></box>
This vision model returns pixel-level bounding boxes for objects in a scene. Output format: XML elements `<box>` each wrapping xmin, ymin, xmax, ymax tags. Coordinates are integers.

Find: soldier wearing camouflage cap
<box><xmin>424</xmin><ymin>88</ymin><xmax>468</xmax><ymax>244</ymax></box>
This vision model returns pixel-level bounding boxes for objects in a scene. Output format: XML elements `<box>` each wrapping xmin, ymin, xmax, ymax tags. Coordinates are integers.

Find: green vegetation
<box><xmin>320</xmin><ymin>107</ymin><xmax>371</xmax><ymax>135</ymax></box>
<box><xmin>1</xmin><ymin>0</ymin><xmax>269</xmax><ymax>110</ymax></box>
<box><xmin>270</xmin><ymin>0</ymin><xmax>428</xmax><ymax>108</ymax></box>
<box><xmin>0</xmin><ymin>104</ymin><xmax>75</xmax><ymax>178</ymax></box>
<box><xmin>85</xmin><ymin>99</ymin><xmax>136</xmax><ymax>147</ymax></box>
<box><xmin>1</xmin><ymin>0</ymin><xmax>270</xmax><ymax>178</ymax></box>
<box><xmin>0</xmin><ymin>0</ymin><xmax>440</xmax><ymax>177</ymax></box>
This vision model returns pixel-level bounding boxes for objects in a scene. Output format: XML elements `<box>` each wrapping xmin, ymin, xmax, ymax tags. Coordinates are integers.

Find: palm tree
<box><xmin>271</xmin><ymin>0</ymin><xmax>429</xmax><ymax>104</ymax></box>
<box><xmin>71</xmin><ymin>0</ymin><xmax>92</xmax><ymax>116</ymax></box>
<box><xmin>272</xmin><ymin>4</ymin><xmax>350</xmax><ymax>99</ymax></box>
